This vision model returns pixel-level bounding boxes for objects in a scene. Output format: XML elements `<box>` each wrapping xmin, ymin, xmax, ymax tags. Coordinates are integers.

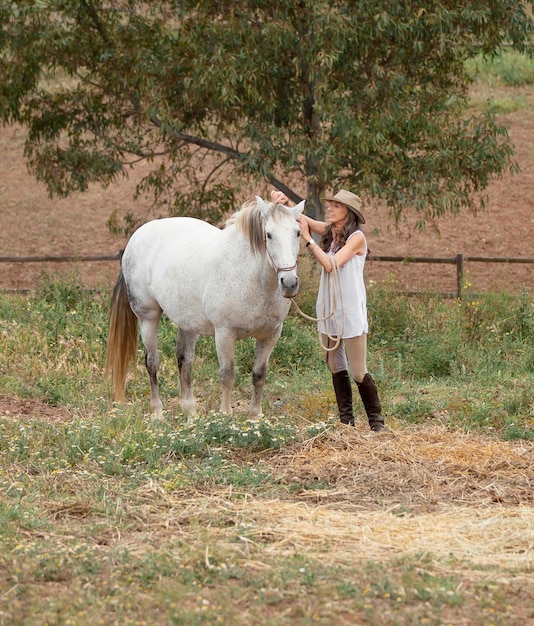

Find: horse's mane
<box><xmin>225</xmin><ymin>200</ymin><xmax>290</xmax><ymax>255</ymax></box>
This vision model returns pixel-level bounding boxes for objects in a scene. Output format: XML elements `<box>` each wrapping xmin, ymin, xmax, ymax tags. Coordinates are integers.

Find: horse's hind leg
<box><xmin>214</xmin><ymin>329</ymin><xmax>237</xmax><ymax>414</ymax></box>
<box><xmin>176</xmin><ymin>329</ymin><xmax>198</xmax><ymax>416</ymax></box>
<box><xmin>139</xmin><ymin>313</ymin><xmax>163</xmax><ymax>416</ymax></box>
<box><xmin>250</xmin><ymin>333</ymin><xmax>281</xmax><ymax>417</ymax></box>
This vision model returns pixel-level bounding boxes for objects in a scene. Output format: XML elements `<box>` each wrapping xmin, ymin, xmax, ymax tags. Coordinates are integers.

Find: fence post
<box><xmin>456</xmin><ymin>254</ymin><xmax>464</xmax><ymax>300</ymax></box>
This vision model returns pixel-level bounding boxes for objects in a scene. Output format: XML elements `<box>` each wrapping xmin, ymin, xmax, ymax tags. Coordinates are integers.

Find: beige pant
<box><xmin>321</xmin><ymin>333</ymin><xmax>368</xmax><ymax>383</ymax></box>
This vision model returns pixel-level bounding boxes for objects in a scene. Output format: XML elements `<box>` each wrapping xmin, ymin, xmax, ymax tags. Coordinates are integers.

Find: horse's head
<box><xmin>256</xmin><ymin>196</ymin><xmax>305</xmax><ymax>298</ymax></box>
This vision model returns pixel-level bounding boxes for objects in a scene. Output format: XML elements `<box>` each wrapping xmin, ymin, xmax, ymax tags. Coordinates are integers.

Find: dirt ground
<box><xmin>1</xmin><ymin>108</ymin><xmax>534</xmax><ymax>294</ymax></box>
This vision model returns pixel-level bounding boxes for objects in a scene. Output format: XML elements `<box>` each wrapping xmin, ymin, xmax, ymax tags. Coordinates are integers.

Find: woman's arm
<box><xmin>307</xmin><ymin>231</ymin><xmax>366</xmax><ymax>273</ymax></box>
<box><xmin>333</xmin><ymin>232</ymin><xmax>366</xmax><ymax>267</ymax></box>
<box><xmin>270</xmin><ymin>191</ymin><xmax>365</xmax><ymax>272</ymax></box>
<box><xmin>300</xmin><ymin>214</ymin><xmax>326</xmax><ymax>235</ymax></box>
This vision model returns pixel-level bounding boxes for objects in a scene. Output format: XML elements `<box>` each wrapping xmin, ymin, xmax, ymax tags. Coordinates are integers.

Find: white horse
<box><xmin>105</xmin><ymin>196</ymin><xmax>305</xmax><ymax>417</ymax></box>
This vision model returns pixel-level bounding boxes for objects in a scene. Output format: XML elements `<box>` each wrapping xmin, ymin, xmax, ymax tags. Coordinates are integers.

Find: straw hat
<box><xmin>322</xmin><ymin>190</ymin><xmax>365</xmax><ymax>223</ymax></box>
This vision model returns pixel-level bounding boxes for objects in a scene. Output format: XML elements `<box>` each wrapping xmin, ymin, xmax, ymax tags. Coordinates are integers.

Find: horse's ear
<box><xmin>291</xmin><ymin>200</ymin><xmax>306</xmax><ymax>217</ymax></box>
<box><xmin>255</xmin><ymin>195</ymin><xmax>270</xmax><ymax>218</ymax></box>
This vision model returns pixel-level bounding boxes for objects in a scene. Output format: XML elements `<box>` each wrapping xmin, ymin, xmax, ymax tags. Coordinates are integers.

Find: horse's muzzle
<box><xmin>280</xmin><ymin>274</ymin><xmax>299</xmax><ymax>298</ymax></box>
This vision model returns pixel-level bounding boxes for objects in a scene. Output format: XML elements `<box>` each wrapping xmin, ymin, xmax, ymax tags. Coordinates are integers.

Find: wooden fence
<box><xmin>371</xmin><ymin>253</ymin><xmax>534</xmax><ymax>298</ymax></box>
<box><xmin>0</xmin><ymin>252</ymin><xmax>533</xmax><ymax>298</ymax></box>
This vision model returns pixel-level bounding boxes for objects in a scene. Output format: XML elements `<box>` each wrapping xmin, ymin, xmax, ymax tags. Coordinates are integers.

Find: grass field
<box><xmin>0</xmin><ymin>267</ymin><xmax>532</xmax><ymax>625</ymax></box>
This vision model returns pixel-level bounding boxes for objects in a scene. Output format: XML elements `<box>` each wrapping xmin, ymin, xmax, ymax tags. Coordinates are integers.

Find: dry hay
<box><xmin>130</xmin><ymin>488</ymin><xmax>533</xmax><ymax>574</ymax></box>
<box><xmin>11</xmin><ymin>418</ymin><xmax>531</xmax><ymax>576</ymax></box>
<box><xmin>267</xmin><ymin>423</ymin><xmax>534</xmax><ymax>511</ymax></box>
<box><xmin>128</xmin><ymin>425</ymin><xmax>533</xmax><ymax>574</ymax></box>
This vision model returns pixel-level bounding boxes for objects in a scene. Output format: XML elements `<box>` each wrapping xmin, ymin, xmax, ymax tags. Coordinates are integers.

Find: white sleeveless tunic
<box><xmin>316</xmin><ymin>231</ymin><xmax>368</xmax><ymax>339</ymax></box>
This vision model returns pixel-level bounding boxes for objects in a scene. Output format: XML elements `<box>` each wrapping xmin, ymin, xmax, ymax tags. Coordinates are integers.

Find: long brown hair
<box><xmin>320</xmin><ymin>209</ymin><xmax>363</xmax><ymax>252</ymax></box>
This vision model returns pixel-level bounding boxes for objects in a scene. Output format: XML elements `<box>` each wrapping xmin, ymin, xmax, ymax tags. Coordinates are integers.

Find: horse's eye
<box><xmin>266</xmin><ymin>232</ymin><xmax>272</xmax><ymax>240</ymax></box>
<box><xmin>297</xmin><ymin>230</ymin><xmax>301</xmax><ymax>238</ymax></box>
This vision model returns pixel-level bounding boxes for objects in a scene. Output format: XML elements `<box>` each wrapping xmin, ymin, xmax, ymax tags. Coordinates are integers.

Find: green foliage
<box><xmin>271</xmin><ymin>316</ymin><xmax>324</xmax><ymax>373</ymax></box>
<box><xmin>368</xmin><ymin>286</ymin><xmax>534</xmax><ymax>383</ymax></box>
<box><xmin>394</xmin><ymin>394</ymin><xmax>436</xmax><ymax>423</ymax></box>
<box><xmin>367</xmin><ymin>285</ymin><xmax>534</xmax><ymax>432</ymax></box>
<box><xmin>0</xmin><ymin>272</ymin><xmax>109</xmax><ymax>405</ymax></box>
<box><xmin>467</xmin><ymin>49</ymin><xmax>534</xmax><ymax>112</ymax></box>
<box><xmin>0</xmin><ymin>408</ymin><xmax>299</xmax><ymax>489</ymax></box>
<box><xmin>1</xmin><ymin>275</ymin><xmax>533</xmax><ymax>437</ymax></box>
<box><xmin>1</xmin><ymin>1</ymin><xmax>533</xmax><ymax>223</ymax></box>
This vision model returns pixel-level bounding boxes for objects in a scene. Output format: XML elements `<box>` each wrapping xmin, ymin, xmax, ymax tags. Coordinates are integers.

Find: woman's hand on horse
<box><xmin>297</xmin><ymin>216</ymin><xmax>311</xmax><ymax>240</ymax></box>
<box><xmin>271</xmin><ymin>190</ymin><xmax>293</xmax><ymax>206</ymax></box>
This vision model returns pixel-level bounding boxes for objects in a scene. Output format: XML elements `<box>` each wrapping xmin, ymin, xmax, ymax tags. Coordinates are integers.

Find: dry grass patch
<box><xmin>130</xmin><ymin>486</ymin><xmax>533</xmax><ymax>572</ymax></box>
<box><xmin>267</xmin><ymin>423</ymin><xmax>534</xmax><ymax>511</ymax></box>
<box><xmin>115</xmin><ymin>424</ymin><xmax>533</xmax><ymax>574</ymax></box>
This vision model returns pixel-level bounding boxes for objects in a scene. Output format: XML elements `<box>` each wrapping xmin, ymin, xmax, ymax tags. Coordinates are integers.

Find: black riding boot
<box><xmin>356</xmin><ymin>373</ymin><xmax>385</xmax><ymax>432</ymax></box>
<box><xmin>332</xmin><ymin>370</ymin><xmax>355</xmax><ymax>426</ymax></box>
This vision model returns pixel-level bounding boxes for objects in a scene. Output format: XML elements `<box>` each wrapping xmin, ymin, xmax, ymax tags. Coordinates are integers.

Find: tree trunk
<box><xmin>305</xmin><ymin>178</ymin><xmax>324</xmax><ymax>222</ymax></box>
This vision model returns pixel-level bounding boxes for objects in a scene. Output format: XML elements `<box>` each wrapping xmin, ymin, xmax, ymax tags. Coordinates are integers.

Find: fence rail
<box><xmin>372</xmin><ymin>253</ymin><xmax>534</xmax><ymax>298</ymax></box>
<box><xmin>1</xmin><ymin>252</ymin><xmax>533</xmax><ymax>298</ymax></box>
<box><xmin>0</xmin><ymin>253</ymin><xmax>122</xmax><ymax>263</ymax></box>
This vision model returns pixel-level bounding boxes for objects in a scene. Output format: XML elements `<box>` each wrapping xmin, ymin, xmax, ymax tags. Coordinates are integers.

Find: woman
<box><xmin>271</xmin><ymin>189</ymin><xmax>385</xmax><ymax>432</ymax></box>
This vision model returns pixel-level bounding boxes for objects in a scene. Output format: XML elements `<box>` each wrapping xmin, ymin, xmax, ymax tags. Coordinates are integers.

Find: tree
<box><xmin>1</xmin><ymin>0</ymin><xmax>533</xmax><ymax>224</ymax></box>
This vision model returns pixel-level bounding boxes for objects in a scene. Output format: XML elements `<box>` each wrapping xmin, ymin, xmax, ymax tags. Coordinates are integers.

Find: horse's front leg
<box><xmin>250</xmin><ymin>330</ymin><xmax>281</xmax><ymax>417</ymax></box>
<box><xmin>139</xmin><ymin>314</ymin><xmax>163</xmax><ymax>417</ymax></box>
<box><xmin>214</xmin><ymin>329</ymin><xmax>236</xmax><ymax>414</ymax></box>
<box><xmin>176</xmin><ymin>329</ymin><xmax>199</xmax><ymax>416</ymax></box>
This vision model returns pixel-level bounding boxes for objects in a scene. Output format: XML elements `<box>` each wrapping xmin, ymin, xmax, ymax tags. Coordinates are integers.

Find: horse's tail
<box><xmin>105</xmin><ymin>271</ymin><xmax>138</xmax><ymax>401</ymax></box>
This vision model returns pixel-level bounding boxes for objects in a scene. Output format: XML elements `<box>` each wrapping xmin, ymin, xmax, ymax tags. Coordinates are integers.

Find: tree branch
<box><xmin>149</xmin><ymin>113</ymin><xmax>302</xmax><ymax>202</ymax></box>
<box><xmin>149</xmin><ymin>113</ymin><xmax>241</xmax><ymax>159</ymax></box>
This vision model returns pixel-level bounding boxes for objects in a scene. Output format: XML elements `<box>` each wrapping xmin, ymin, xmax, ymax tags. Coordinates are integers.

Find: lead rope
<box><xmin>290</xmin><ymin>254</ymin><xmax>345</xmax><ymax>352</ymax></box>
